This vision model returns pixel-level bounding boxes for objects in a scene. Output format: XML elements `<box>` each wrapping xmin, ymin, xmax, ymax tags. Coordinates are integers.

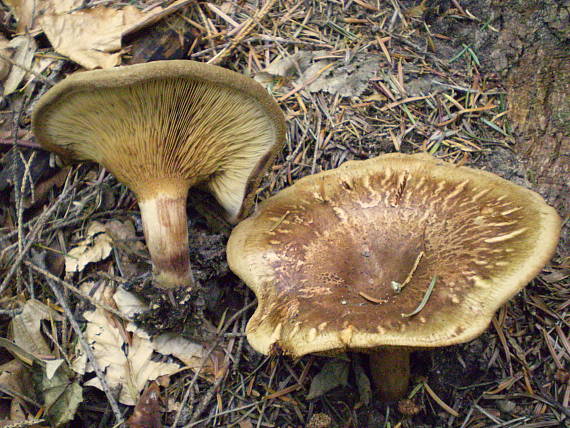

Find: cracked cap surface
<box><xmin>227</xmin><ymin>153</ymin><xmax>561</xmax><ymax>357</ymax></box>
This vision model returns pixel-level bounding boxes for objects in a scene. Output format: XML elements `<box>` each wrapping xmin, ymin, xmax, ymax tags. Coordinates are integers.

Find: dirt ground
<box><xmin>0</xmin><ymin>0</ymin><xmax>568</xmax><ymax>427</ymax></box>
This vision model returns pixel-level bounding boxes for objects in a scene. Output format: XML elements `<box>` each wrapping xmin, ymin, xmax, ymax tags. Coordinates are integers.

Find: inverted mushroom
<box><xmin>33</xmin><ymin>60</ymin><xmax>285</xmax><ymax>289</ymax></box>
<box><xmin>227</xmin><ymin>152</ymin><xmax>561</xmax><ymax>401</ymax></box>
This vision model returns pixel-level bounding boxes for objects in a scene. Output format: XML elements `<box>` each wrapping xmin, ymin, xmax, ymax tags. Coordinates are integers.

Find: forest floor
<box><xmin>0</xmin><ymin>0</ymin><xmax>568</xmax><ymax>427</ymax></box>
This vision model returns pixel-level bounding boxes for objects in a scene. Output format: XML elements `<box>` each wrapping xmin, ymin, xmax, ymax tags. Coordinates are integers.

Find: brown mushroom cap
<box><xmin>33</xmin><ymin>60</ymin><xmax>285</xmax><ymax>288</ymax></box>
<box><xmin>32</xmin><ymin>60</ymin><xmax>285</xmax><ymax>222</ymax></box>
<box><xmin>227</xmin><ymin>153</ymin><xmax>561</xmax><ymax>357</ymax></box>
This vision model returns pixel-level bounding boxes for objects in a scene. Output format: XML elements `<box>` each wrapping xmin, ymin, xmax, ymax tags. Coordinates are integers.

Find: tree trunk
<box><xmin>489</xmin><ymin>0</ymin><xmax>569</xmax><ymax>253</ymax></box>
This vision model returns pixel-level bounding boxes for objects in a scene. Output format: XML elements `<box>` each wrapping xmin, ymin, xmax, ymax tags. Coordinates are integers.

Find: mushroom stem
<box><xmin>138</xmin><ymin>191</ymin><xmax>194</xmax><ymax>289</ymax></box>
<box><xmin>369</xmin><ymin>348</ymin><xmax>410</xmax><ymax>401</ymax></box>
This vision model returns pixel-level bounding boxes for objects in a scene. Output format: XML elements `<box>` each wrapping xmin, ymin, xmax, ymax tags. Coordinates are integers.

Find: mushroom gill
<box><xmin>33</xmin><ymin>60</ymin><xmax>285</xmax><ymax>289</ymax></box>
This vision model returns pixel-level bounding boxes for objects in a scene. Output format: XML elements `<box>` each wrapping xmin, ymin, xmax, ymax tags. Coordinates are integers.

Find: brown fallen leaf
<box><xmin>23</xmin><ymin>166</ymin><xmax>70</xmax><ymax>209</ymax></box>
<box><xmin>65</xmin><ymin>222</ymin><xmax>113</xmax><ymax>273</ymax></box>
<box><xmin>257</xmin><ymin>50</ymin><xmax>380</xmax><ymax>97</ymax></box>
<box><xmin>152</xmin><ymin>333</ymin><xmax>228</xmax><ymax>381</ymax></box>
<box><xmin>39</xmin><ymin>0</ymin><xmax>193</xmax><ymax>69</ymax></box>
<box><xmin>39</xmin><ymin>6</ymin><xmax>140</xmax><ymax>69</ymax></box>
<box><xmin>3</xmin><ymin>0</ymin><xmax>35</xmax><ymax>33</ymax></box>
<box><xmin>73</xmin><ymin>284</ymin><xmax>179</xmax><ymax>406</ymax></box>
<box><xmin>3</xmin><ymin>0</ymin><xmax>82</xmax><ymax>33</ymax></box>
<box><xmin>0</xmin><ymin>34</ymin><xmax>12</xmax><ymax>80</ymax></box>
<box><xmin>0</xmin><ymin>359</ymin><xmax>39</xmax><ymax>426</ymax></box>
<box><xmin>126</xmin><ymin>382</ymin><xmax>163</xmax><ymax>428</ymax></box>
<box><xmin>10</xmin><ymin>299</ymin><xmax>64</xmax><ymax>359</ymax></box>
<box><xmin>104</xmin><ymin>219</ymin><xmax>147</xmax><ymax>278</ymax></box>
<box><xmin>3</xmin><ymin>34</ymin><xmax>36</xmax><ymax>96</ymax></box>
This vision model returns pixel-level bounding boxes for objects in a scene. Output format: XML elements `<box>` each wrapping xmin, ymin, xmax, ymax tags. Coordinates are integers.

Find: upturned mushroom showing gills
<box><xmin>32</xmin><ymin>60</ymin><xmax>285</xmax><ymax>289</ymax></box>
<box><xmin>227</xmin><ymin>152</ymin><xmax>561</xmax><ymax>401</ymax></box>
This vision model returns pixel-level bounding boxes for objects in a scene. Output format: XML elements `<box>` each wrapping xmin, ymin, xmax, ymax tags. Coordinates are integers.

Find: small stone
<box><xmin>307</xmin><ymin>412</ymin><xmax>332</xmax><ymax>428</ymax></box>
<box><xmin>398</xmin><ymin>398</ymin><xmax>421</xmax><ymax>416</ymax></box>
<box><xmin>498</xmin><ymin>400</ymin><xmax>516</xmax><ymax>414</ymax></box>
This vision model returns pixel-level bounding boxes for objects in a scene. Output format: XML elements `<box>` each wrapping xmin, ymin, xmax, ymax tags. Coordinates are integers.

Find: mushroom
<box><xmin>33</xmin><ymin>60</ymin><xmax>285</xmax><ymax>289</ymax></box>
<box><xmin>227</xmin><ymin>152</ymin><xmax>561</xmax><ymax>401</ymax></box>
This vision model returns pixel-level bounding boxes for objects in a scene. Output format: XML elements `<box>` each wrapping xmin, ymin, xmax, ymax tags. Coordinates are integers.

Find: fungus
<box><xmin>33</xmin><ymin>60</ymin><xmax>285</xmax><ymax>289</ymax></box>
<box><xmin>227</xmin><ymin>152</ymin><xmax>561</xmax><ymax>401</ymax></box>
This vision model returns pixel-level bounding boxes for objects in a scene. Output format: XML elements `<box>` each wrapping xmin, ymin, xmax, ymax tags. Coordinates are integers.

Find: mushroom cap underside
<box><xmin>32</xmin><ymin>60</ymin><xmax>285</xmax><ymax>221</ymax></box>
<box><xmin>227</xmin><ymin>153</ymin><xmax>561</xmax><ymax>357</ymax></box>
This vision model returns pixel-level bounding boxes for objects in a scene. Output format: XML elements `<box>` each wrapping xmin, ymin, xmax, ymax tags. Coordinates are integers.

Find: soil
<box><xmin>0</xmin><ymin>0</ymin><xmax>568</xmax><ymax>427</ymax></box>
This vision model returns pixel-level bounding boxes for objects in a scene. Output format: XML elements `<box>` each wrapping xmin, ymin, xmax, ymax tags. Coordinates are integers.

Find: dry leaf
<box><xmin>3</xmin><ymin>0</ymin><xmax>82</xmax><ymax>33</ymax></box>
<box><xmin>0</xmin><ymin>34</ymin><xmax>12</xmax><ymax>81</ymax></box>
<box><xmin>32</xmin><ymin>359</ymin><xmax>83</xmax><ymax>426</ymax></box>
<box><xmin>84</xmin><ymin>326</ymin><xmax>179</xmax><ymax>405</ymax></box>
<box><xmin>104</xmin><ymin>218</ymin><xmax>145</xmax><ymax>254</ymax></box>
<box><xmin>43</xmin><ymin>0</ymin><xmax>84</xmax><ymax>15</ymax></box>
<box><xmin>104</xmin><ymin>219</ymin><xmax>147</xmax><ymax>277</ymax></box>
<box><xmin>39</xmin><ymin>1</ymin><xmax>191</xmax><ymax>69</ymax></box>
<box><xmin>0</xmin><ymin>359</ymin><xmax>29</xmax><ymax>396</ymax></box>
<box><xmin>264</xmin><ymin>51</ymin><xmax>314</xmax><ymax>77</ymax></box>
<box><xmin>74</xmin><ymin>285</ymin><xmax>179</xmax><ymax>405</ymax></box>
<box><xmin>3</xmin><ymin>35</ymin><xmax>36</xmax><ymax>96</ymax></box>
<box><xmin>65</xmin><ymin>221</ymin><xmax>113</xmax><ymax>273</ymax></box>
<box><xmin>113</xmin><ymin>287</ymin><xmax>149</xmax><ymax>319</ymax></box>
<box><xmin>126</xmin><ymin>382</ymin><xmax>163</xmax><ymax>428</ymax></box>
<box><xmin>306</xmin><ymin>359</ymin><xmax>350</xmax><ymax>400</ymax></box>
<box><xmin>152</xmin><ymin>333</ymin><xmax>227</xmax><ymax>380</ymax></box>
<box><xmin>75</xmin><ymin>285</ymin><xmax>223</xmax><ymax>406</ymax></box>
<box><xmin>0</xmin><ymin>359</ymin><xmax>36</xmax><ymax>425</ymax></box>
<box><xmin>258</xmin><ymin>51</ymin><xmax>379</xmax><ymax>97</ymax></box>
<box><xmin>305</xmin><ymin>59</ymin><xmax>379</xmax><ymax>97</ymax></box>
<box><xmin>3</xmin><ymin>0</ymin><xmax>35</xmax><ymax>33</ymax></box>
<box><xmin>39</xmin><ymin>6</ymin><xmax>135</xmax><ymax>69</ymax></box>
<box><xmin>105</xmin><ymin>219</ymin><xmax>138</xmax><ymax>243</ymax></box>
<box><xmin>10</xmin><ymin>298</ymin><xmax>64</xmax><ymax>359</ymax></box>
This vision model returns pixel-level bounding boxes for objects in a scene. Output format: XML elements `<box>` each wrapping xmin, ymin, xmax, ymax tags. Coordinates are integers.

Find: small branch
<box><xmin>24</xmin><ymin>261</ymin><xmax>131</xmax><ymax>322</ymax></box>
<box><xmin>0</xmin><ymin>177</ymin><xmax>78</xmax><ymax>295</ymax></box>
<box><xmin>0</xmin><ymin>52</ymin><xmax>52</xmax><ymax>85</ymax></box>
<box><xmin>44</xmin><ymin>277</ymin><xmax>124</xmax><ymax>425</ymax></box>
<box><xmin>0</xmin><ymin>138</ymin><xmax>44</xmax><ymax>150</ymax></box>
<box><xmin>208</xmin><ymin>0</ymin><xmax>278</xmax><ymax>65</ymax></box>
<box><xmin>171</xmin><ymin>300</ymin><xmax>256</xmax><ymax>427</ymax></box>
<box><xmin>391</xmin><ymin>251</ymin><xmax>424</xmax><ymax>293</ymax></box>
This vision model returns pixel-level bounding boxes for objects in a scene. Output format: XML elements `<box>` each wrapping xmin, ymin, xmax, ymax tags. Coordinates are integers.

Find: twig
<box><xmin>24</xmin><ymin>261</ymin><xmax>131</xmax><ymax>321</ymax></box>
<box><xmin>0</xmin><ymin>52</ymin><xmax>51</xmax><ymax>85</ymax></box>
<box><xmin>44</xmin><ymin>276</ymin><xmax>124</xmax><ymax>425</ymax></box>
<box><xmin>208</xmin><ymin>0</ymin><xmax>278</xmax><ymax>65</ymax></box>
<box><xmin>0</xmin><ymin>176</ymin><xmax>78</xmax><ymax>295</ymax></box>
<box><xmin>359</xmin><ymin>291</ymin><xmax>387</xmax><ymax>304</ymax></box>
<box><xmin>172</xmin><ymin>300</ymin><xmax>257</xmax><ymax>427</ymax></box>
<box><xmin>391</xmin><ymin>251</ymin><xmax>424</xmax><ymax>293</ymax></box>
<box><xmin>0</xmin><ymin>138</ymin><xmax>43</xmax><ymax>149</ymax></box>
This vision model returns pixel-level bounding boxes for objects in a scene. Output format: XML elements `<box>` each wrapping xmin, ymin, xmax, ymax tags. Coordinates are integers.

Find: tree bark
<box><xmin>489</xmin><ymin>0</ymin><xmax>569</xmax><ymax>253</ymax></box>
